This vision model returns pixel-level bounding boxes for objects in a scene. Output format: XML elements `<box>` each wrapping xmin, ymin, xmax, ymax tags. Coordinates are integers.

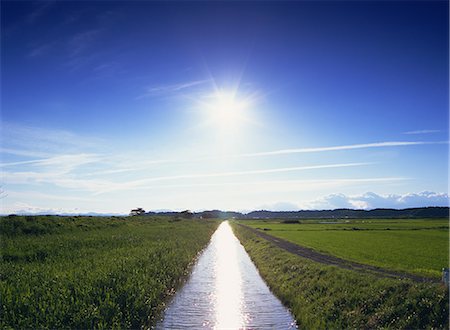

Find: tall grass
<box><xmin>0</xmin><ymin>215</ymin><xmax>219</xmax><ymax>329</ymax></box>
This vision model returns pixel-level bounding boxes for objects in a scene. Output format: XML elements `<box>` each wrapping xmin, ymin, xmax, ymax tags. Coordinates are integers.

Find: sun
<box><xmin>204</xmin><ymin>89</ymin><xmax>252</xmax><ymax>129</ymax></box>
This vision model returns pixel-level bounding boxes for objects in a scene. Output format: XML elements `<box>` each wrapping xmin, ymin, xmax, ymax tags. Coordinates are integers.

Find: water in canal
<box><xmin>157</xmin><ymin>221</ymin><xmax>297</xmax><ymax>329</ymax></box>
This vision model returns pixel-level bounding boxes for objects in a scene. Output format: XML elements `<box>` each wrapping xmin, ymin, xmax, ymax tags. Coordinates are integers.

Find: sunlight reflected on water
<box><xmin>214</xmin><ymin>222</ymin><xmax>244</xmax><ymax>328</ymax></box>
<box><xmin>157</xmin><ymin>221</ymin><xmax>297</xmax><ymax>329</ymax></box>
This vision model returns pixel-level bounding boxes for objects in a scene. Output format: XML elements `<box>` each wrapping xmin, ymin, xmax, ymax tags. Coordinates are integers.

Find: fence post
<box><xmin>442</xmin><ymin>268</ymin><xmax>449</xmax><ymax>286</ymax></box>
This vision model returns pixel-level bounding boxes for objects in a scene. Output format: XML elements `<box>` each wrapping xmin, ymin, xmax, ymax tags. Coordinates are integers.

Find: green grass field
<box><xmin>0</xmin><ymin>215</ymin><xmax>218</xmax><ymax>329</ymax></box>
<box><xmin>231</xmin><ymin>223</ymin><xmax>449</xmax><ymax>329</ymax></box>
<box><xmin>241</xmin><ymin>219</ymin><xmax>448</xmax><ymax>278</ymax></box>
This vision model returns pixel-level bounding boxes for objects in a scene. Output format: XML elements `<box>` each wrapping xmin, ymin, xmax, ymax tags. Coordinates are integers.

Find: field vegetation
<box><xmin>0</xmin><ymin>215</ymin><xmax>218</xmax><ymax>329</ymax></box>
<box><xmin>241</xmin><ymin>218</ymin><xmax>448</xmax><ymax>278</ymax></box>
<box><xmin>231</xmin><ymin>223</ymin><xmax>449</xmax><ymax>329</ymax></box>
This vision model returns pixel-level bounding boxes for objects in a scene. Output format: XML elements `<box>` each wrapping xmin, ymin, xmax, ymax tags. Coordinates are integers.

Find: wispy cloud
<box><xmin>138</xmin><ymin>162</ymin><xmax>369</xmax><ymax>183</ymax></box>
<box><xmin>62</xmin><ymin>27</ymin><xmax>108</xmax><ymax>71</ymax></box>
<box><xmin>7</xmin><ymin>191</ymin><xmax>97</xmax><ymax>203</ymax></box>
<box><xmin>85</xmin><ymin>140</ymin><xmax>447</xmax><ymax>177</ymax></box>
<box><xmin>28</xmin><ymin>42</ymin><xmax>56</xmax><ymax>58</ymax></box>
<box><xmin>3</xmin><ymin>160</ymin><xmax>368</xmax><ymax>195</ymax></box>
<box><xmin>1</xmin><ymin>124</ymin><xmax>107</xmax><ymax>193</ymax></box>
<box><xmin>89</xmin><ymin>61</ymin><xmax>125</xmax><ymax>80</ymax></box>
<box><xmin>83</xmin><ymin>159</ymin><xmax>173</xmax><ymax>176</ymax></box>
<box><xmin>125</xmin><ymin>177</ymin><xmax>408</xmax><ymax>192</ymax></box>
<box><xmin>238</xmin><ymin>141</ymin><xmax>447</xmax><ymax>158</ymax></box>
<box><xmin>94</xmin><ymin>162</ymin><xmax>370</xmax><ymax>194</ymax></box>
<box><xmin>68</xmin><ymin>29</ymin><xmax>103</xmax><ymax>57</ymax></box>
<box><xmin>403</xmin><ymin>130</ymin><xmax>441</xmax><ymax>135</ymax></box>
<box><xmin>136</xmin><ymin>79</ymin><xmax>210</xmax><ymax>99</ymax></box>
<box><xmin>42</xmin><ymin>140</ymin><xmax>447</xmax><ymax>178</ymax></box>
<box><xmin>3</xmin><ymin>169</ymin><xmax>116</xmax><ymax>193</ymax></box>
<box><xmin>26</xmin><ymin>2</ymin><xmax>54</xmax><ymax>24</ymax></box>
<box><xmin>2</xmin><ymin>123</ymin><xmax>445</xmax><ymax>200</ymax></box>
<box><xmin>0</xmin><ymin>147</ymin><xmax>51</xmax><ymax>159</ymax></box>
<box><xmin>1</xmin><ymin>122</ymin><xmax>102</xmax><ymax>157</ymax></box>
<box><xmin>1</xmin><ymin>153</ymin><xmax>106</xmax><ymax>195</ymax></box>
<box><xmin>65</xmin><ymin>53</ymin><xmax>102</xmax><ymax>72</ymax></box>
<box><xmin>2</xmin><ymin>2</ymin><xmax>55</xmax><ymax>40</ymax></box>
<box><xmin>0</xmin><ymin>153</ymin><xmax>101</xmax><ymax>170</ymax></box>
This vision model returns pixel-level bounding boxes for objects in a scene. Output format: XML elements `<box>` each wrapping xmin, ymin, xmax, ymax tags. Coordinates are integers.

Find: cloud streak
<box><xmin>138</xmin><ymin>162</ymin><xmax>369</xmax><ymax>183</ymax></box>
<box><xmin>68</xmin><ymin>29</ymin><xmax>103</xmax><ymax>57</ymax></box>
<box><xmin>136</xmin><ymin>79</ymin><xmax>210</xmax><ymax>99</ymax></box>
<box><xmin>1</xmin><ymin>122</ymin><xmax>102</xmax><ymax>157</ymax></box>
<box><xmin>0</xmin><ymin>147</ymin><xmax>51</xmax><ymax>158</ymax></box>
<box><xmin>0</xmin><ymin>153</ymin><xmax>101</xmax><ymax>169</ymax></box>
<box><xmin>26</xmin><ymin>2</ymin><xmax>54</xmax><ymax>24</ymax></box>
<box><xmin>239</xmin><ymin>141</ymin><xmax>447</xmax><ymax>158</ymax></box>
<box><xmin>125</xmin><ymin>177</ymin><xmax>408</xmax><ymax>192</ymax></box>
<box><xmin>28</xmin><ymin>42</ymin><xmax>56</xmax><ymax>58</ymax></box>
<box><xmin>83</xmin><ymin>140</ymin><xmax>448</xmax><ymax>177</ymax></box>
<box><xmin>3</xmin><ymin>148</ymin><xmax>370</xmax><ymax>195</ymax></box>
<box><xmin>403</xmin><ymin>130</ymin><xmax>441</xmax><ymax>135</ymax></box>
<box><xmin>94</xmin><ymin>162</ymin><xmax>370</xmax><ymax>194</ymax></box>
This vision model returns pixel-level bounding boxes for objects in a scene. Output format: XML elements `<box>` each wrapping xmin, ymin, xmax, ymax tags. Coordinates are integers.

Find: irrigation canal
<box><xmin>157</xmin><ymin>221</ymin><xmax>297</xmax><ymax>329</ymax></box>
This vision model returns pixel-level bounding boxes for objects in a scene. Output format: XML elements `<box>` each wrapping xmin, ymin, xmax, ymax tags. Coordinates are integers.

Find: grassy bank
<box><xmin>0</xmin><ymin>215</ymin><xmax>219</xmax><ymax>329</ymax></box>
<box><xmin>231</xmin><ymin>223</ymin><xmax>449</xmax><ymax>329</ymax></box>
<box><xmin>242</xmin><ymin>219</ymin><xmax>448</xmax><ymax>278</ymax></box>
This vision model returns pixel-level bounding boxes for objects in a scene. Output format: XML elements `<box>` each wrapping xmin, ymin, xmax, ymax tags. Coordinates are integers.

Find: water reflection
<box><xmin>214</xmin><ymin>222</ymin><xmax>244</xmax><ymax>328</ymax></box>
<box><xmin>157</xmin><ymin>221</ymin><xmax>297</xmax><ymax>329</ymax></box>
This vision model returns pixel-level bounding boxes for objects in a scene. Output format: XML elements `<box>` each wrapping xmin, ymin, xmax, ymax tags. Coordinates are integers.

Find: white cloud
<box><xmin>305</xmin><ymin>191</ymin><xmax>449</xmax><ymax>210</ymax></box>
<box><xmin>403</xmin><ymin>130</ymin><xmax>441</xmax><ymax>135</ymax></box>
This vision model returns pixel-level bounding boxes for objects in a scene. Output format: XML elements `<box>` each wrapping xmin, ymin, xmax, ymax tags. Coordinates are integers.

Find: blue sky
<box><xmin>1</xmin><ymin>1</ymin><xmax>448</xmax><ymax>214</ymax></box>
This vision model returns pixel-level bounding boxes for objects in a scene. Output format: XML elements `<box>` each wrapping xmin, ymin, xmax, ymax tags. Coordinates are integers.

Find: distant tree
<box><xmin>180</xmin><ymin>210</ymin><xmax>194</xmax><ymax>219</ymax></box>
<box><xmin>130</xmin><ymin>208</ymin><xmax>145</xmax><ymax>216</ymax></box>
<box><xmin>200</xmin><ymin>211</ymin><xmax>217</xmax><ymax>219</ymax></box>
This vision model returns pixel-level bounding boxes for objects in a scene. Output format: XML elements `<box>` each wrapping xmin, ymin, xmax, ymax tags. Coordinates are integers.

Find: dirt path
<box><xmin>238</xmin><ymin>224</ymin><xmax>438</xmax><ymax>283</ymax></box>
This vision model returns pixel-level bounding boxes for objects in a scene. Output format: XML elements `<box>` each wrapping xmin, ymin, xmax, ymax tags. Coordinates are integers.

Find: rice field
<box><xmin>241</xmin><ymin>218</ymin><xmax>448</xmax><ymax>278</ymax></box>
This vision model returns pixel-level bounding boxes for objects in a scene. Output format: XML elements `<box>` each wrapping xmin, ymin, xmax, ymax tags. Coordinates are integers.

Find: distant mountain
<box><xmin>145</xmin><ymin>210</ymin><xmax>243</xmax><ymax>219</ymax></box>
<box><xmin>144</xmin><ymin>207</ymin><xmax>449</xmax><ymax>219</ymax></box>
<box><xmin>243</xmin><ymin>207</ymin><xmax>449</xmax><ymax>219</ymax></box>
<box><xmin>0</xmin><ymin>211</ymin><xmax>127</xmax><ymax>217</ymax></box>
<box><xmin>5</xmin><ymin>207</ymin><xmax>447</xmax><ymax>219</ymax></box>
